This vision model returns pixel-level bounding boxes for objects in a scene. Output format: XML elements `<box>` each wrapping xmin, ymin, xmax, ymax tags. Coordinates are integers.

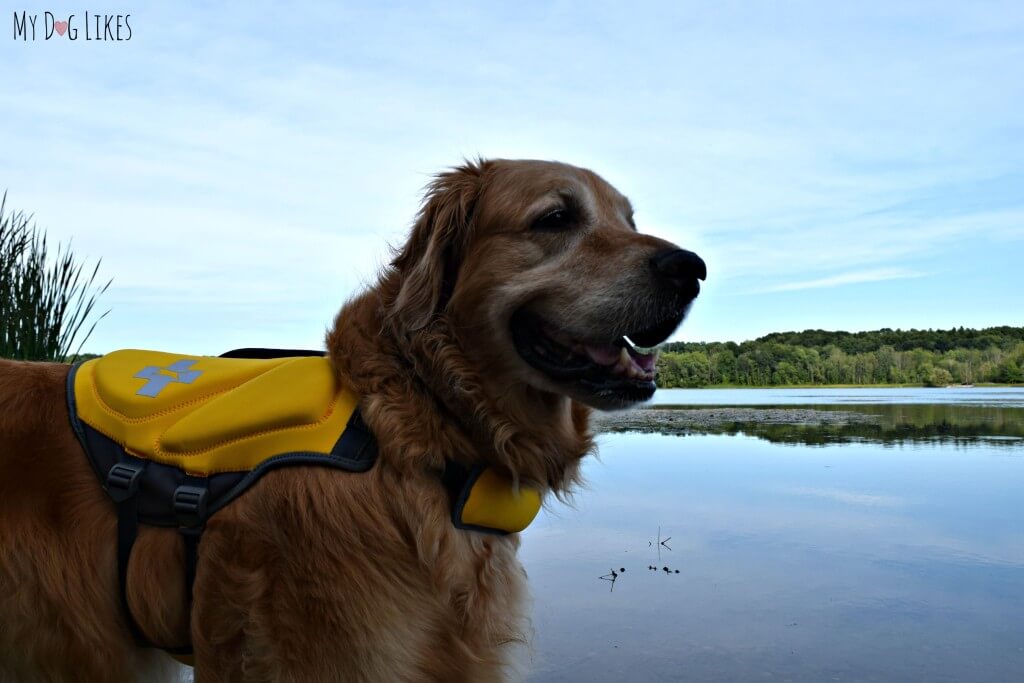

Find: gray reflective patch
<box><xmin>134</xmin><ymin>359</ymin><xmax>203</xmax><ymax>397</ymax></box>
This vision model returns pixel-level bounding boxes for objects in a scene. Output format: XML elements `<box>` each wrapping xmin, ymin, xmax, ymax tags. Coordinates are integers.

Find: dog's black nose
<box><xmin>650</xmin><ymin>249</ymin><xmax>707</xmax><ymax>292</ymax></box>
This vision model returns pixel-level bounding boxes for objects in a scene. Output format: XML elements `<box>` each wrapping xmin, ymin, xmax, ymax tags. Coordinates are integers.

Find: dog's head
<box><xmin>389</xmin><ymin>159</ymin><xmax>704</xmax><ymax>411</ymax></box>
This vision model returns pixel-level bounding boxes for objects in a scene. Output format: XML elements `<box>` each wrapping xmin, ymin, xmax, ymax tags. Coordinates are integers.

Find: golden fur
<box><xmin>0</xmin><ymin>159</ymin><xmax>692</xmax><ymax>681</ymax></box>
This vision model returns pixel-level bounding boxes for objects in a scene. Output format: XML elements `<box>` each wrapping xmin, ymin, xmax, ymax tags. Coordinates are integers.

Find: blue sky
<box><xmin>2</xmin><ymin>1</ymin><xmax>1022</xmax><ymax>354</ymax></box>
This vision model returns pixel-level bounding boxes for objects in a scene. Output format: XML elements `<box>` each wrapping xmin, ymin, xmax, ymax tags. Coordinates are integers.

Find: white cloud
<box><xmin>753</xmin><ymin>268</ymin><xmax>927</xmax><ymax>294</ymax></box>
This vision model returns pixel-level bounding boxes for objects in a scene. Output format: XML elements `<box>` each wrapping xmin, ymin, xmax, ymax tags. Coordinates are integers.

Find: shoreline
<box><xmin>592</xmin><ymin>407</ymin><xmax>879</xmax><ymax>434</ymax></box>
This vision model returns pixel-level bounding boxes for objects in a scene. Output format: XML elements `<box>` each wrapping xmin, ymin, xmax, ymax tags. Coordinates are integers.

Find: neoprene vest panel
<box><xmin>68</xmin><ymin>348</ymin><xmax>377</xmax><ymax>520</ymax></box>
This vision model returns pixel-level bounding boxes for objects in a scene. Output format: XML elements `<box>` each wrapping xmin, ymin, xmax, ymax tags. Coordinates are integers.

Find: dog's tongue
<box><xmin>584</xmin><ymin>343</ymin><xmax>620</xmax><ymax>366</ymax></box>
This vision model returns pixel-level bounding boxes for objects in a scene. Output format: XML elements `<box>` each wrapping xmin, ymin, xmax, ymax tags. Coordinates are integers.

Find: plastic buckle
<box><xmin>172</xmin><ymin>485</ymin><xmax>208</xmax><ymax>529</ymax></box>
<box><xmin>105</xmin><ymin>462</ymin><xmax>144</xmax><ymax>503</ymax></box>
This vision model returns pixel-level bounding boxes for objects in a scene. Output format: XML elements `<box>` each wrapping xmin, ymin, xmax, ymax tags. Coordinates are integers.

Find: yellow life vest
<box><xmin>67</xmin><ymin>348</ymin><xmax>541</xmax><ymax>662</ymax></box>
<box><xmin>70</xmin><ymin>348</ymin><xmax>367</xmax><ymax>476</ymax></box>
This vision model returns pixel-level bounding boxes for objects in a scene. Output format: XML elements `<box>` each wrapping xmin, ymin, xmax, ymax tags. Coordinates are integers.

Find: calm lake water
<box><xmin>521</xmin><ymin>388</ymin><xmax>1024</xmax><ymax>682</ymax></box>
<box><xmin>651</xmin><ymin>386</ymin><xmax>1024</xmax><ymax>408</ymax></box>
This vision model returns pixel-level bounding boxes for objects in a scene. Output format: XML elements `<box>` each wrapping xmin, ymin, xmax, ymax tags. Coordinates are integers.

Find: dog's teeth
<box><xmin>624</xmin><ymin>336</ymin><xmax>659</xmax><ymax>355</ymax></box>
<box><xmin>619</xmin><ymin>347</ymin><xmax>630</xmax><ymax>366</ymax></box>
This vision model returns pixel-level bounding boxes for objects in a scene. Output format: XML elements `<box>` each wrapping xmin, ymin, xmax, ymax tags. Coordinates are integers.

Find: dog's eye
<box><xmin>532</xmin><ymin>209</ymin><xmax>575</xmax><ymax>232</ymax></box>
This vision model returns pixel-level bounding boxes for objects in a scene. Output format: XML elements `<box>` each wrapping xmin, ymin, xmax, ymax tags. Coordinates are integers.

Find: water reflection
<box><xmin>521</xmin><ymin>429</ymin><xmax>1024</xmax><ymax>682</ymax></box>
<box><xmin>596</xmin><ymin>402</ymin><xmax>1024</xmax><ymax>447</ymax></box>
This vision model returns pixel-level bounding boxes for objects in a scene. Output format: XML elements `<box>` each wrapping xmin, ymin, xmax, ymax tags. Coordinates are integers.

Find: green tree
<box><xmin>996</xmin><ymin>358</ymin><xmax>1024</xmax><ymax>384</ymax></box>
<box><xmin>657</xmin><ymin>326</ymin><xmax>1024</xmax><ymax>388</ymax></box>
<box><xmin>923</xmin><ymin>366</ymin><xmax>954</xmax><ymax>387</ymax></box>
<box><xmin>710</xmin><ymin>349</ymin><xmax>736</xmax><ymax>384</ymax></box>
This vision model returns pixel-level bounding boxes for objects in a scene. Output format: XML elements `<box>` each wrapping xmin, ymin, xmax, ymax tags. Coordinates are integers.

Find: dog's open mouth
<box><xmin>511</xmin><ymin>310</ymin><xmax>683</xmax><ymax>406</ymax></box>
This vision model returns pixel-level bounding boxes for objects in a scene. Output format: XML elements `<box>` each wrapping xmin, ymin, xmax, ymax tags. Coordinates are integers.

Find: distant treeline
<box><xmin>657</xmin><ymin>326</ymin><xmax>1024</xmax><ymax>387</ymax></box>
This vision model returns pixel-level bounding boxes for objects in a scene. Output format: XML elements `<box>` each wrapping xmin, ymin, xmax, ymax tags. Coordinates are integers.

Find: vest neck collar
<box><xmin>442</xmin><ymin>462</ymin><xmax>541</xmax><ymax>535</ymax></box>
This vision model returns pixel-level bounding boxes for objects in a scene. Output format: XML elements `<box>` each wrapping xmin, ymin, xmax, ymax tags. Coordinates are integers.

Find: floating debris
<box><xmin>598</xmin><ymin>568</ymin><xmax>621</xmax><ymax>592</ymax></box>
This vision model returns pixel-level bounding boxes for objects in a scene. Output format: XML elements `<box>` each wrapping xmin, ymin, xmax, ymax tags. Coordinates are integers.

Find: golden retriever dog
<box><xmin>0</xmin><ymin>159</ymin><xmax>704</xmax><ymax>682</ymax></box>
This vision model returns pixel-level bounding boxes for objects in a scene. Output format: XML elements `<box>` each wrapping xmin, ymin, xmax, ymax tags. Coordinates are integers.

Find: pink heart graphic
<box><xmin>54</xmin><ymin>20</ymin><xmax>68</xmax><ymax>36</ymax></box>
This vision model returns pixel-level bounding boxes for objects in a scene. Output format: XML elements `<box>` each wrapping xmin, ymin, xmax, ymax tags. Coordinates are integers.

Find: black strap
<box><xmin>106</xmin><ymin>460</ymin><xmax>151</xmax><ymax>646</ymax></box>
<box><xmin>219</xmin><ymin>348</ymin><xmax>326</xmax><ymax>359</ymax></box>
<box><xmin>173</xmin><ymin>480</ymin><xmax>207</xmax><ymax>606</ymax></box>
<box><xmin>441</xmin><ymin>460</ymin><xmax>471</xmax><ymax>501</ymax></box>
<box><xmin>106</xmin><ymin>461</ymin><xmax>207</xmax><ymax>654</ymax></box>
<box><xmin>170</xmin><ymin>478</ymin><xmax>208</xmax><ymax>655</ymax></box>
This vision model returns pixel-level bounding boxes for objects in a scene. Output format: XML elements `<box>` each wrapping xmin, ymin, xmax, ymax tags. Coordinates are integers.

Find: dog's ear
<box><xmin>389</xmin><ymin>161</ymin><xmax>486</xmax><ymax>331</ymax></box>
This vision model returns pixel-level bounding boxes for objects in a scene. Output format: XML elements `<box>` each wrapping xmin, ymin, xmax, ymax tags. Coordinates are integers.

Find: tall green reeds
<box><xmin>0</xmin><ymin>192</ymin><xmax>110</xmax><ymax>361</ymax></box>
